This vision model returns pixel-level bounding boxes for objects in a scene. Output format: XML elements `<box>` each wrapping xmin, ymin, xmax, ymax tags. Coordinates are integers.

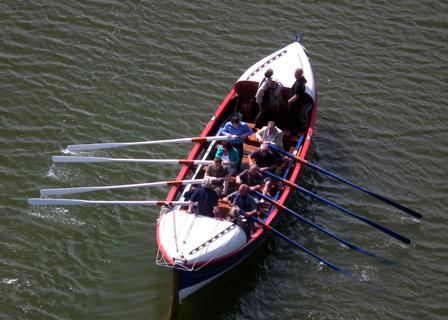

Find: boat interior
<box><xmin>174</xmin><ymin>80</ymin><xmax>315</xmax><ymax>233</ymax></box>
<box><xmin>156</xmin><ymin>79</ymin><xmax>315</xmax><ymax>270</ymax></box>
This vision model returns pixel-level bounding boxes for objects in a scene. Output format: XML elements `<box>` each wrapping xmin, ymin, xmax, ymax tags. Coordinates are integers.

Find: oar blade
<box><xmin>28</xmin><ymin>198</ymin><xmax>190</xmax><ymax>206</ymax></box>
<box><xmin>40</xmin><ymin>187</ymin><xmax>98</xmax><ymax>196</ymax></box>
<box><xmin>52</xmin><ymin>156</ymin><xmax>109</xmax><ymax>163</ymax></box>
<box><xmin>265</xmin><ymin>171</ymin><xmax>412</xmax><ymax>245</ymax></box>
<box><xmin>66</xmin><ymin>135</ymin><xmax>234</xmax><ymax>152</ymax></box>
<box><xmin>269</xmin><ymin>144</ymin><xmax>423</xmax><ymax>219</ymax></box>
<box><xmin>51</xmin><ymin>156</ymin><xmax>213</xmax><ymax>165</ymax></box>
<box><xmin>369</xmin><ymin>192</ymin><xmax>422</xmax><ymax>219</ymax></box>
<box><xmin>67</xmin><ymin>143</ymin><xmax>126</xmax><ymax>152</ymax></box>
<box><xmin>247</xmin><ymin>215</ymin><xmax>351</xmax><ymax>276</ymax></box>
<box><xmin>39</xmin><ymin>179</ymin><xmax>204</xmax><ymax>196</ymax></box>
<box><xmin>254</xmin><ymin>191</ymin><xmax>381</xmax><ymax>259</ymax></box>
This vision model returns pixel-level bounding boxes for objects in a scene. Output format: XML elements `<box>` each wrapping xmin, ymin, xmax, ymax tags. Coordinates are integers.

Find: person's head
<box><xmin>221</xmin><ymin>141</ymin><xmax>233</xmax><ymax>152</ymax></box>
<box><xmin>213</xmin><ymin>157</ymin><xmax>222</xmax><ymax>167</ymax></box>
<box><xmin>295</xmin><ymin>68</ymin><xmax>303</xmax><ymax>79</ymax></box>
<box><xmin>249</xmin><ymin>164</ymin><xmax>258</xmax><ymax>174</ymax></box>
<box><xmin>264</xmin><ymin>69</ymin><xmax>273</xmax><ymax>78</ymax></box>
<box><xmin>260</xmin><ymin>143</ymin><xmax>269</xmax><ymax>154</ymax></box>
<box><xmin>267</xmin><ymin>120</ymin><xmax>276</xmax><ymax>130</ymax></box>
<box><xmin>270</xmin><ymin>79</ymin><xmax>278</xmax><ymax>88</ymax></box>
<box><xmin>202</xmin><ymin>176</ymin><xmax>213</xmax><ymax>189</ymax></box>
<box><xmin>230</xmin><ymin>115</ymin><xmax>241</xmax><ymax>128</ymax></box>
<box><xmin>239</xmin><ymin>184</ymin><xmax>249</xmax><ymax>196</ymax></box>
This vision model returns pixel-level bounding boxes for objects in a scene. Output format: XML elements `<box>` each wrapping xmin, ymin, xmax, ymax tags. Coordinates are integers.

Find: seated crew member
<box><xmin>236</xmin><ymin>164</ymin><xmax>267</xmax><ymax>194</ymax></box>
<box><xmin>215</xmin><ymin>141</ymin><xmax>239</xmax><ymax>175</ymax></box>
<box><xmin>249</xmin><ymin>143</ymin><xmax>282</xmax><ymax>195</ymax></box>
<box><xmin>188</xmin><ymin>177</ymin><xmax>219</xmax><ymax>218</ymax></box>
<box><xmin>204</xmin><ymin>157</ymin><xmax>230</xmax><ymax>196</ymax></box>
<box><xmin>221</xmin><ymin>114</ymin><xmax>253</xmax><ymax>169</ymax></box>
<box><xmin>256</xmin><ymin>120</ymin><xmax>284</xmax><ymax>150</ymax></box>
<box><xmin>249</xmin><ymin>143</ymin><xmax>281</xmax><ymax>173</ymax></box>
<box><xmin>224</xmin><ymin>184</ymin><xmax>259</xmax><ymax>235</ymax></box>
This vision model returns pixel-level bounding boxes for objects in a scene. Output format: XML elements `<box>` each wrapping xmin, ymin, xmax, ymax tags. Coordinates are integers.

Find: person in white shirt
<box><xmin>256</xmin><ymin>121</ymin><xmax>284</xmax><ymax>150</ymax></box>
<box><xmin>255</xmin><ymin>69</ymin><xmax>273</xmax><ymax>106</ymax></box>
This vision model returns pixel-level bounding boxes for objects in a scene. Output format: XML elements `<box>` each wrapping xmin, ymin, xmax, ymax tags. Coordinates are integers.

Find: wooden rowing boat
<box><xmin>156</xmin><ymin>35</ymin><xmax>317</xmax><ymax>305</ymax></box>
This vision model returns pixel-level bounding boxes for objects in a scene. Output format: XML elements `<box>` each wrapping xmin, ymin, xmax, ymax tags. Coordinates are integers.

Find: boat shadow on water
<box><xmin>170</xmin><ymin>235</ymin><xmax>278</xmax><ymax>319</ymax></box>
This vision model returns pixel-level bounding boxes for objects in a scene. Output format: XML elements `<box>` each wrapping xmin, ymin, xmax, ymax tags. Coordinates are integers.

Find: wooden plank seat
<box><xmin>245</xmin><ymin>122</ymin><xmax>300</xmax><ymax>146</ymax></box>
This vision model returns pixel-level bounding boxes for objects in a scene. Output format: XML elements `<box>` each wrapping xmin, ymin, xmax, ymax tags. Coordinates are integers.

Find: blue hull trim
<box><xmin>175</xmin><ymin>213</ymin><xmax>281</xmax><ymax>301</ymax></box>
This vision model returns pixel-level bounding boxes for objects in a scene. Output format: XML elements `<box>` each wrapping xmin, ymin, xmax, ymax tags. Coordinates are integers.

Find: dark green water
<box><xmin>1</xmin><ymin>1</ymin><xmax>447</xmax><ymax>319</ymax></box>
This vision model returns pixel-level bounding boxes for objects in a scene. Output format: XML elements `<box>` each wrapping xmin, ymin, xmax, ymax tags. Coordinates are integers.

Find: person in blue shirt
<box><xmin>215</xmin><ymin>141</ymin><xmax>239</xmax><ymax>175</ymax></box>
<box><xmin>221</xmin><ymin>114</ymin><xmax>253</xmax><ymax>169</ymax></box>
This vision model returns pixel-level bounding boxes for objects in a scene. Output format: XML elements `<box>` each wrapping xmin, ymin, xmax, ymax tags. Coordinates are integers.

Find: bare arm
<box><xmin>188</xmin><ymin>200</ymin><xmax>195</xmax><ymax>212</ymax></box>
<box><xmin>288</xmin><ymin>94</ymin><xmax>299</xmax><ymax>105</ymax></box>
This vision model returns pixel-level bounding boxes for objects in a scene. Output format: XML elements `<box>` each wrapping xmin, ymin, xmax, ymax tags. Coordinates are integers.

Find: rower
<box><xmin>204</xmin><ymin>157</ymin><xmax>230</xmax><ymax>196</ymax></box>
<box><xmin>223</xmin><ymin>184</ymin><xmax>259</xmax><ymax>236</ymax></box>
<box><xmin>236</xmin><ymin>164</ymin><xmax>267</xmax><ymax>195</ymax></box>
<box><xmin>188</xmin><ymin>177</ymin><xmax>219</xmax><ymax>218</ymax></box>
<box><xmin>221</xmin><ymin>114</ymin><xmax>253</xmax><ymax>170</ymax></box>
<box><xmin>248</xmin><ymin>143</ymin><xmax>282</xmax><ymax>195</ymax></box>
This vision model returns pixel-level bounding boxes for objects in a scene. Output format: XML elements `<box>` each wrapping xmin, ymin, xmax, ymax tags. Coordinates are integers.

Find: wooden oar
<box><xmin>244</xmin><ymin>213</ymin><xmax>351</xmax><ymax>275</ymax></box>
<box><xmin>264</xmin><ymin>171</ymin><xmax>411</xmax><ymax>245</ymax></box>
<box><xmin>52</xmin><ymin>156</ymin><xmax>213</xmax><ymax>166</ymax></box>
<box><xmin>28</xmin><ymin>198</ymin><xmax>190</xmax><ymax>206</ymax></box>
<box><xmin>269</xmin><ymin>144</ymin><xmax>422</xmax><ymax>219</ymax></box>
<box><xmin>40</xmin><ymin>179</ymin><xmax>204</xmax><ymax>196</ymax></box>
<box><xmin>254</xmin><ymin>191</ymin><xmax>380</xmax><ymax>259</ymax></box>
<box><xmin>66</xmin><ymin>135</ymin><xmax>237</xmax><ymax>152</ymax></box>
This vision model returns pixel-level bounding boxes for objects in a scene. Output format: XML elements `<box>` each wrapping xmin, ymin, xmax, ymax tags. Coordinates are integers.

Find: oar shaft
<box><xmin>28</xmin><ymin>198</ymin><xmax>190</xmax><ymax>206</ymax></box>
<box><xmin>254</xmin><ymin>191</ymin><xmax>379</xmax><ymax>258</ymax></box>
<box><xmin>52</xmin><ymin>156</ymin><xmax>213</xmax><ymax>166</ymax></box>
<box><xmin>40</xmin><ymin>179</ymin><xmax>204</xmax><ymax>196</ymax></box>
<box><xmin>265</xmin><ymin>171</ymin><xmax>411</xmax><ymax>245</ymax></box>
<box><xmin>246</xmin><ymin>215</ymin><xmax>350</xmax><ymax>275</ymax></box>
<box><xmin>269</xmin><ymin>144</ymin><xmax>422</xmax><ymax>219</ymax></box>
<box><xmin>66</xmin><ymin>135</ymin><xmax>235</xmax><ymax>152</ymax></box>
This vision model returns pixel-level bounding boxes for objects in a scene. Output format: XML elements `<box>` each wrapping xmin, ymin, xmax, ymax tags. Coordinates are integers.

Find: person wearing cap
<box><xmin>205</xmin><ymin>157</ymin><xmax>230</xmax><ymax>196</ymax></box>
<box><xmin>221</xmin><ymin>114</ymin><xmax>253</xmax><ymax>170</ymax></box>
<box><xmin>188</xmin><ymin>177</ymin><xmax>219</xmax><ymax>218</ymax></box>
